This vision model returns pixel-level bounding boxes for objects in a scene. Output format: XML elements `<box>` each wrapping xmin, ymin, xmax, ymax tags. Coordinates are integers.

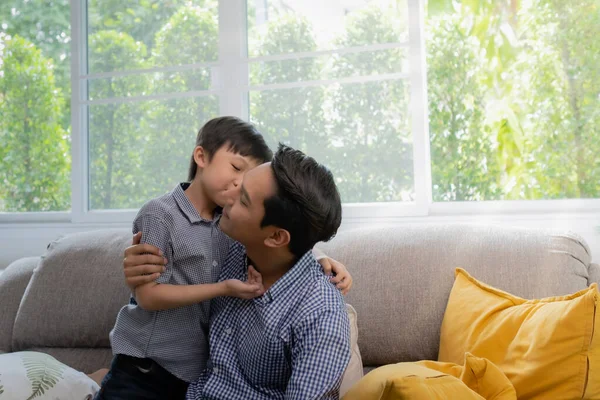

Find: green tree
<box><xmin>329</xmin><ymin>5</ymin><xmax>412</xmax><ymax>202</ymax></box>
<box><xmin>87</xmin><ymin>0</ymin><xmax>217</xmax><ymax>71</ymax></box>
<box><xmin>514</xmin><ymin>0</ymin><xmax>600</xmax><ymax>198</ymax></box>
<box><xmin>0</xmin><ymin>34</ymin><xmax>70</xmax><ymax>211</ymax></box>
<box><xmin>137</xmin><ymin>5</ymin><xmax>219</xmax><ymax>200</ymax></box>
<box><xmin>426</xmin><ymin>10</ymin><xmax>503</xmax><ymax>201</ymax></box>
<box><xmin>0</xmin><ymin>0</ymin><xmax>71</xmax><ymax>130</ymax></box>
<box><xmin>87</xmin><ymin>31</ymin><xmax>148</xmax><ymax>209</ymax></box>
<box><xmin>426</xmin><ymin>0</ymin><xmax>599</xmax><ymax>201</ymax></box>
<box><xmin>249</xmin><ymin>15</ymin><xmax>328</xmax><ymax>165</ymax></box>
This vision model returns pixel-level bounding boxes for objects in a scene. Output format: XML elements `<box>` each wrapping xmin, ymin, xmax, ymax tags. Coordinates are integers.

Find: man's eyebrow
<box><xmin>241</xmin><ymin>184</ymin><xmax>252</xmax><ymax>205</ymax></box>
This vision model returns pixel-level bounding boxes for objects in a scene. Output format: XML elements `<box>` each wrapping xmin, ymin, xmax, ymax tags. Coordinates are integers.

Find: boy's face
<box><xmin>201</xmin><ymin>146</ymin><xmax>262</xmax><ymax>207</ymax></box>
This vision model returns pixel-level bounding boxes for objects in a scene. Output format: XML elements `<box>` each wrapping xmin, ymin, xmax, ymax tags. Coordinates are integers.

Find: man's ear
<box><xmin>193</xmin><ymin>146</ymin><xmax>208</xmax><ymax>169</ymax></box>
<box><xmin>264</xmin><ymin>228</ymin><xmax>291</xmax><ymax>249</ymax></box>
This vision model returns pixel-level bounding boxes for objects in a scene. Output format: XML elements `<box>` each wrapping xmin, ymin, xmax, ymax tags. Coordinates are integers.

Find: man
<box><xmin>124</xmin><ymin>144</ymin><xmax>351</xmax><ymax>399</ymax></box>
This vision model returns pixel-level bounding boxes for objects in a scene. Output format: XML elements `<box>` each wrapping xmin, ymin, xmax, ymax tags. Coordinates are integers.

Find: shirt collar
<box><xmin>172</xmin><ymin>182</ymin><xmax>220</xmax><ymax>224</ymax></box>
<box><xmin>255</xmin><ymin>250</ymin><xmax>317</xmax><ymax>302</ymax></box>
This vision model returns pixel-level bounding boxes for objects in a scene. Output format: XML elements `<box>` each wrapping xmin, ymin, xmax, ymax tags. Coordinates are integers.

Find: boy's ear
<box><xmin>264</xmin><ymin>228</ymin><xmax>291</xmax><ymax>249</ymax></box>
<box><xmin>193</xmin><ymin>146</ymin><xmax>208</xmax><ymax>169</ymax></box>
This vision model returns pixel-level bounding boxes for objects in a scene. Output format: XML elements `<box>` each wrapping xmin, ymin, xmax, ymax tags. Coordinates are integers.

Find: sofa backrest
<box><xmin>11</xmin><ymin>229</ymin><xmax>132</xmax><ymax>352</ymax></box>
<box><xmin>317</xmin><ymin>223</ymin><xmax>597</xmax><ymax>367</ymax></box>
<box><xmin>3</xmin><ymin>224</ymin><xmax>597</xmax><ymax>371</ymax></box>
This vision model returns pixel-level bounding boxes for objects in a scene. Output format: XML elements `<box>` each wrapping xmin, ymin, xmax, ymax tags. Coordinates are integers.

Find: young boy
<box><xmin>96</xmin><ymin>117</ymin><xmax>351</xmax><ymax>400</ymax></box>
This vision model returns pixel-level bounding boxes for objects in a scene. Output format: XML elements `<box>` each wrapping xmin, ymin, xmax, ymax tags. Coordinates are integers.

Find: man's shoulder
<box><xmin>295</xmin><ymin>260</ymin><xmax>346</xmax><ymax>316</ymax></box>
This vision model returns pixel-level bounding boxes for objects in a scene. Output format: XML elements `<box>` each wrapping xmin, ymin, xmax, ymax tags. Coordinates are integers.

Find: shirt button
<box><xmin>225</xmin><ymin>328</ymin><xmax>232</xmax><ymax>334</ymax></box>
<box><xmin>213</xmin><ymin>367</ymin><xmax>219</xmax><ymax>374</ymax></box>
<box><xmin>212</xmin><ymin>260</ymin><xmax>218</xmax><ymax>267</ymax></box>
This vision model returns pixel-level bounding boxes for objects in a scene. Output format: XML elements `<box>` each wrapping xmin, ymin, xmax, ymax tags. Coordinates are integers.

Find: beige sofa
<box><xmin>1</xmin><ymin>224</ymin><xmax>598</xmax><ymax>390</ymax></box>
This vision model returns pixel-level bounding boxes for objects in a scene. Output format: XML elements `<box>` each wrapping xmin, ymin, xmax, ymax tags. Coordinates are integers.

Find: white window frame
<box><xmin>0</xmin><ymin>0</ymin><xmax>599</xmax><ymax>225</ymax></box>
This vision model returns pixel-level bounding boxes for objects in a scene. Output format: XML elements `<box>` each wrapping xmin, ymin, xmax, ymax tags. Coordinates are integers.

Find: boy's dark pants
<box><xmin>94</xmin><ymin>354</ymin><xmax>189</xmax><ymax>400</ymax></box>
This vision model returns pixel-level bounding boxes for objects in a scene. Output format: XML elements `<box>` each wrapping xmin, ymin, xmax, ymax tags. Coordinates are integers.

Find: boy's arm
<box><xmin>134</xmin><ymin>280</ymin><xmax>258</xmax><ymax>311</ymax></box>
<box><xmin>313</xmin><ymin>247</ymin><xmax>353</xmax><ymax>295</ymax></box>
<box><xmin>131</xmin><ymin>213</ymin><xmax>263</xmax><ymax>311</ymax></box>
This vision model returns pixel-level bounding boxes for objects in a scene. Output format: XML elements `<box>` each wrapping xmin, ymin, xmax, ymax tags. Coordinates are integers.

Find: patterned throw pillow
<box><xmin>0</xmin><ymin>351</ymin><xmax>99</xmax><ymax>399</ymax></box>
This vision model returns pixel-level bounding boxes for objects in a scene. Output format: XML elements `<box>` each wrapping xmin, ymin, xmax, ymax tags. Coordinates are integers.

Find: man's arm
<box><xmin>285</xmin><ymin>307</ymin><xmax>351</xmax><ymax>400</ymax></box>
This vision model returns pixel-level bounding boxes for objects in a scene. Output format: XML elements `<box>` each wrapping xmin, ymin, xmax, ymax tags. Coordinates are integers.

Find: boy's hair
<box><xmin>188</xmin><ymin>116</ymin><xmax>273</xmax><ymax>181</ymax></box>
<box><xmin>261</xmin><ymin>144</ymin><xmax>342</xmax><ymax>259</ymax></box>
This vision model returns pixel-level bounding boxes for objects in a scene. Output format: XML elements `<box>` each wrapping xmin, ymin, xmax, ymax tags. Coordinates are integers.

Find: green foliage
<box><xmin>0</xmin><ymin>34</ymin><xmax>70</xmax><ymax>212</ymax></box>
<box><xmin>2</xmin><ymin>0</ymin><xmax>599</xmax><ymax>212</ymax></box>
<box><xmin>329</xmin><ymin>5</ymin><xmax>412</xmax><ymax>202</ymax></box>
<box><xmin>138</xmin><ymin>5</ymin><xmax>219</xmax><ymax>202</ymax></box>
<box><xmin>250</xmin><ymin>15</ymin><xmax>329</xmax><ymax>173</ymax></box>
<box><xmin>0</xmin><ymin>0</ymin><xmax>71</xmax><ymax>137</ymax></box>
<box><xmin>87</xmin><ymin>30</ymin><xmax>148</xmax><ymax>209</ymax></box>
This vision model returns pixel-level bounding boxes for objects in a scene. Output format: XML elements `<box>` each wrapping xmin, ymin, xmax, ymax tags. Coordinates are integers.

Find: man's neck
<box><xmin>185</xmin><ymin>180</ymin><xmax>217</xmax><ymax>220</ymax></box>
<box><xmin>246</xmin><ymin>247</ymin><xmax>296</xmax><ymax>291</ymax></box>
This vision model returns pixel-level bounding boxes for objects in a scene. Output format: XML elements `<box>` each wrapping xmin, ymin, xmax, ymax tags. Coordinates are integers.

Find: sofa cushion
<box><xmin>12</xmin><ymin>229</ymin><xmax>132</xmax><ymax>350</ymax></box>
<box><xmin>439</xmin><ymin>268</ymin><xmax>599</xmax><ymax>400</ymax></box>
<box><xmin>28</xmin><ymin>347</ymin><xmax>114</xmax><ymax>374</ymax></box>
<box><xmin>0</xmin><ymin>351</ymin><xmax>99</xmax><ymax>399</ymax></box>
<box><xmin>590</xmin><ymin>263</ymin><xmax>600</xmax><ymax>285</ymax></box>
<box><xmin>342</xmin><ymin>353</ymin><xmax>516</xmax><ymax>400</ymax></box>
<box><xmin>0</xmin><ymin>257</ymin><xmax>39</xmax><ymax>353</ymax></box>
<box><xmin>340</xmin><ymin>304</ymin><xmax>364</xmax><ymax>397</ymax></box>
<box><xmin>317</xmin><ymin>223</ymin><xmax>592</xmax><ymax>366</ymax></box>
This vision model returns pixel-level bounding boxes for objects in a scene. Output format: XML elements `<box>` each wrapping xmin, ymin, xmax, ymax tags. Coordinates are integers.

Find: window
<box><xmin>0</xmin><ymin>0</ymin><xmax>71</xmax><ymax>212</ymax></box>
<box><xmin>426</xmin><ymin>0</ymin><xmax>600</xmax><ymax>202</ymax></box>
<box><xmin>1</xmin><ymin>0</ymin><xmax>598</xmax><ymax>221</ymax></box>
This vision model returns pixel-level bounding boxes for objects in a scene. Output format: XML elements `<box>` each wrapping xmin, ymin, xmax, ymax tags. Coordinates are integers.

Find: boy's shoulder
<box><xmin>135</xmin><ymin>192</ymin><xmax>176</xmax><ymax>223</ymax></box>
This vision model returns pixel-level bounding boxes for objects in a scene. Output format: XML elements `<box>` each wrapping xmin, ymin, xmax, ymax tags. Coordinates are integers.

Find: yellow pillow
<box><xmin>418</xmin><ymin>353</ymin><xmax>516</xmax><ymax>400</ymax></box>
<box><xmin>439</xmin><ymin>268</ymin><xmax>599</xmax><ymax>400</ymax></box>
<box><xmin>342</xmin><ymin>353</ymin><xmax>516</xmax><ymax>400</ymax></box>
<box><xmin>342</xmin><ymin>362</ymin><xmax>484</xmax><ymax>400</ymax></box>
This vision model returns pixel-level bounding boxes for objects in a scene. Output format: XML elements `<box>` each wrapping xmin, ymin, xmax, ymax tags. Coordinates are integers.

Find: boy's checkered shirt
<box><xmin>110</xmin><ymin>182</ymin><xmax>231</xmax><ymax>383</ymax></box>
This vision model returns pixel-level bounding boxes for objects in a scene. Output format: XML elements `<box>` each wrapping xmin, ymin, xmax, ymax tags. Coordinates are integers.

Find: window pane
<box><xmin>426</xmin><ymin>0</ymin><xmax>600</xmax><ymax>201</ymax></box>
<box><xmin>249</xmin><ymin>47</ymin><xmax>408</xmax><ymax>86</ymax></box>
<box><xmin>88</xmin><ymin>67</ymin><xmax>213</xmax><ymax>101</ymax></box>
<box><xmin>247</xmin><ymin>0</ymin><xmax>412</xmax><ymax>203</ymax></box>
<box><xmin>248</xmin><ymin>0</ymin><xmax>408</xmax><ymax>58</ymax></box>
<box><xmin>88</xmin><ymin>96</ymin><xmax>218</xmax><ymax>210</ymax></box>
<box><xmin>87</xmin><ymin>1</ymin><xmax>218</xmax><ymax>73</ymax></box>
<box><xmin>0</xmin><ymin>1</ymin><xmax>71</xmax><ymax>212</ymax></box>
<box><xmin>250</xmin><ymin>80</ymin><xmax>413</xmax><ymax>203</ymax></box>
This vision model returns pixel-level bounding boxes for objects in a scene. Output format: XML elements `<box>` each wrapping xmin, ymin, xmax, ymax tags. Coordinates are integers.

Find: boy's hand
<box><xmin>224</xmin><ymin>266</ymin><xmax>265</xmax><ymax>299</ymax></box>
<box><xmin>123</xmin><ymin>232</ymin><xmax>167</xmax><ymax>291</ymax></box>
<box><xmin>319</xmin><ymin>257</ymin><xmax>353</xmax><ymax>295</ymax></box>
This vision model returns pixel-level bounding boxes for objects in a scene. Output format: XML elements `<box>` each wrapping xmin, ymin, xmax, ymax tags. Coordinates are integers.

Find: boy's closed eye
<box><xmin>232</xmin><ymin>164</ymin><xmax>241</xmax><ymax>172</ymax></box>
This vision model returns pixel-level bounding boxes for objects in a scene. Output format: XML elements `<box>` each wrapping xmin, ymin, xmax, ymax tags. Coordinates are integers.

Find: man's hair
<box><xmin>188</xmin><ymin>116</ymin><xmax>273</xmax><ymax>181</ymax></box>
<box><xmin>261</xmin><ymin>144</ymin><xmax>342</xmax><ymax>259</ymax></box>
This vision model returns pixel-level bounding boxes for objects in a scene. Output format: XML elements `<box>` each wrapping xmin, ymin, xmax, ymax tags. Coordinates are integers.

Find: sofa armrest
<box><xmin>0</xmin><ymin>257</ymin><xmax>40</xmax><ymax>352</ymax></box>
<box><xmin>589</xmin><ymin>263</ymin><xmax>600</xmax><ymax>286</ymax></box>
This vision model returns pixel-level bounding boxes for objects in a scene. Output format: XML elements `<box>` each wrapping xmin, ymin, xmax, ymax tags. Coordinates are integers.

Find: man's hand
<box><xmin>319</xmin><ymin>257</ymin><xmax>353</xmax><ymax>295</ymax></box>
<box><xmin>224</xmin><ymin>265</ymin><xmax>265</xmax><ymax>299</ymax></box>
<box><xmin>123</xmin><ymin>232</ymin><xmax>167</xmax><ymax>291</ymax></box>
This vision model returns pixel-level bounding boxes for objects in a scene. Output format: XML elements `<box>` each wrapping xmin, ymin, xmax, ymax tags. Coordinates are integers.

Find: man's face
<box><xmin>219</xmin><ymin>163</ymin><xmax>276</xmax><ymax>247</ymax></box>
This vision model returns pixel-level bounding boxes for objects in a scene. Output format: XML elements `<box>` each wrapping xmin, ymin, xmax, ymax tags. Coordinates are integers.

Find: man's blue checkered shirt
<box><xmin>187</xmin><ymin>241</ymin><xmax>351</xmax><ymax>399</ymax></box>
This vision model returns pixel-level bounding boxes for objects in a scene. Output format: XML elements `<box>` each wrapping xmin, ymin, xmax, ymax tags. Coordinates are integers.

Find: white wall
<box><xmin>2</xmin><ymin>212</ymin><xmax>599</xmax><ymax>269</ymax></box>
